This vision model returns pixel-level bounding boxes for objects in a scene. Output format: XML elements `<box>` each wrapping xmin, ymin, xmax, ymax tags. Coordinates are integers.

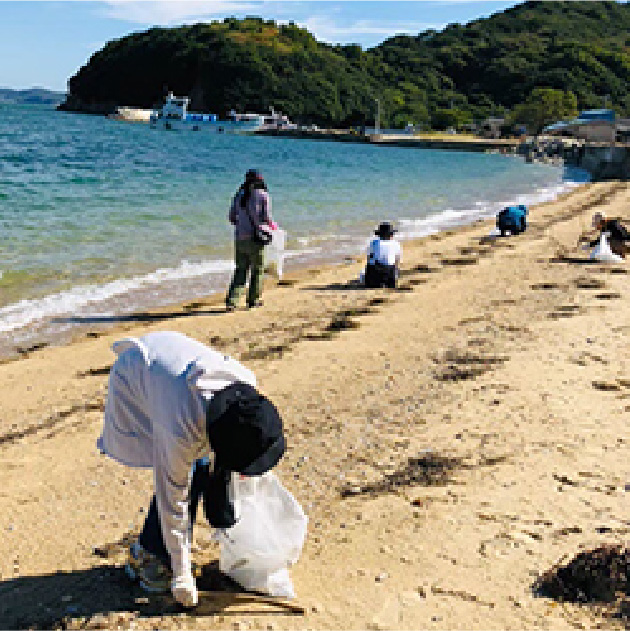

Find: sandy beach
<box><xmin>1</xmin><ymin>179</ymin><xmax>630</xmax><ymax>630</ymax></box>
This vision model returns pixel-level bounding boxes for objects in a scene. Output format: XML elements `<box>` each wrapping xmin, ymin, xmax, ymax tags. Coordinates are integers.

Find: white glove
<box><xmin>172</xmin><ymin>573</ymin><xmax>198</xmax><ymax>608</ymax></box>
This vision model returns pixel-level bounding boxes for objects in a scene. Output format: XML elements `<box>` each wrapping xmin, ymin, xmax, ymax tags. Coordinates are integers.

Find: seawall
<box><xmin>260</xmin><ymin>128</ymin><xmax>630</xmax><ymax>181</ymax></box>
<box><xmin>569</xmin><ymin>144</ymin><xmax>630</xmax><ymax>180</ymax></box>
<box><xmin>257</xmin><ymin>128</ymin><xmax>521</xmax><ymax>152</ymax></box>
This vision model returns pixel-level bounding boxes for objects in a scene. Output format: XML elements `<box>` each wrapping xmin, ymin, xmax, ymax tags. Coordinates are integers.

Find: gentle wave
<box><xmin>1</xmin><ymin>106</ymin><xmax>589</xmax><ymax>355</ymax></box>
<box><xmin>0</xmin><ymin>258</ymin><xmax>234</xmax><ymax>335</ymax></box>
<box><xmin>397</xmin><ymin>177</ymin><xmax>587</xmax><ymax>239</ymax></box>
<box><xmin>0</xmin><ymin>175</ymin><xmax>588</xmax><ymax>339</ymax></box>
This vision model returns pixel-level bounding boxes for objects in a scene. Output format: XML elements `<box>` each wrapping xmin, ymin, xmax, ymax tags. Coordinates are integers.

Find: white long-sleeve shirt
<box><xmin>368</xmin><ymin>237</ymin><xmax>402</xmax><ymax>266</ymax></box>
<box><xmin>97</xmin><ymin>331</ymin><xmax>256</xmax><ymax>580</ymax></box>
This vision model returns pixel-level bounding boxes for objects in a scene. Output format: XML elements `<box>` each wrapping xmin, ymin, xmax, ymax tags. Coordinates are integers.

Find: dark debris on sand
<box><xmin>534</xmin><ymin>545</ymin><xmax>630</xmax><ymax>624</ymax></box>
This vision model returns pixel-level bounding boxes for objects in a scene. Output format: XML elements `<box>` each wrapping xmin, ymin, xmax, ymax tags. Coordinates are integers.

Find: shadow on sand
<box><xmin>52</xmin><ymin>307</ymin><xmax>228</xmax><ymax>327</ymax></box>
<box><xmin>0</xmin><ymin>562</ymin><xmax>303</xmax><ymax>629</ymax></box>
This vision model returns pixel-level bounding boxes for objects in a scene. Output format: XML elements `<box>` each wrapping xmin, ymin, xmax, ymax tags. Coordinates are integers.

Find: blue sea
<box><xmin>0</xmin><ymin>104</ymin><xmax>587</xmax><ymax>357</ymax></box>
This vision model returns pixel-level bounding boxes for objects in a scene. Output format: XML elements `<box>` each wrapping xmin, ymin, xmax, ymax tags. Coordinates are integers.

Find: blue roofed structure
<box><xmin>576</xmin><ymin>109</ymin><xmax>616</xmax><ymax>122</ymax></box>
<box><xmin>542</xmin><ymin>109</ymin><xmax>619</xmax><ymax>143</ymax></box>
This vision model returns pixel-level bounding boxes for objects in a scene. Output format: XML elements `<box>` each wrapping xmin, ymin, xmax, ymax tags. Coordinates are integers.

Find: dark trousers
<box><xmin>138</xmin><ymin>458</ymin><xmax>211</xmax><ymax>566</ymax></box>
<box><xmin>226</xmin><ymin>240</ymin><xmax>265</xmax><ymax>307</ymax></box>
<box><xmin>365</xmin><ymin>262</ymin><xmax>397</xmax><ymax>289</ymax></box>
<box><xmin>497</xmin><ymin>218</ymin><xmax>526</xmax><ymax>237</ymax></box>
<box><xmin>609</xmin><ymin>238</ymin><xmax>630</xmax><ymax>258</ymax></box>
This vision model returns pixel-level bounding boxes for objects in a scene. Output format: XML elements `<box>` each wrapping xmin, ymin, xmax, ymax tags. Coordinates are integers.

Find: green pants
<box><xmin>226</xmin><ymin>239</ymin><xmax>265</xmax><ymax>307</ymax></box>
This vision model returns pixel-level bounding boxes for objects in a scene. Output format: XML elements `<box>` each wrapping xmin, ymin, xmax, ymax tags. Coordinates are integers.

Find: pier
<box><xmin>257</xmin><ymin>128</ymin><xmax>521</xmax><ymax>152</ymax></box>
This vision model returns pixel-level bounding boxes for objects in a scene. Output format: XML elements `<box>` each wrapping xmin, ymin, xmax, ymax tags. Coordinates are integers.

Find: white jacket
<box><xmin>97</xmin><ymin>331</ymin><xmax>255</xmax><ymax>580</ymax></box>
<box><xmin>368</xmin><ymin>237</ymin><xmax>402</xmax><ymax>266</ymax></box>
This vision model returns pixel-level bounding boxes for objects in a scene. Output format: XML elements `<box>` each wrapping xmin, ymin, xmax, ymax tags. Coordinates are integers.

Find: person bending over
<box><xmin>580</xmin><ymin>212</ymin><xmax>630</xmax><ymax>258</ymax></box>
<box><xmin>364</xmin><ymin>222</ymin><xmax>402</xmax><ymax>289</ymax></box>
<box><xmin>98</xmin><ymin>331</ymin><xmax>285</xmax><ymax>607</ymax></box>
<box><xmin>496</xmin><ymin>205</ymin><xmax>527</xmax><ymax>237</ymax></box>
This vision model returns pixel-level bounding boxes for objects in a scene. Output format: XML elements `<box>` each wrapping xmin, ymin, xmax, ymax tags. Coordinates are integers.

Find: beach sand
<box><xmin>1</xmin><ymin>180</ymin><xmax>630</xmax><ymax>629</ymax></box>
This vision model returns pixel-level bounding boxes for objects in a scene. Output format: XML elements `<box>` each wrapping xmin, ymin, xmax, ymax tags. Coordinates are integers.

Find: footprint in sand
<box><xmin>548</xmin><ymin>305</ymin><xmax>582</xmax><ymax>319</ymax></box>
<box><xmin>592</xmin><ymin>380</ymin><xmax>622</xmax><ymax>392</ymax></box>
<box><xmin>368</xmin><ymin>297</ymin><xmax>390</xmax><ymax>306</ymax></box>
<box><xmin>440</xmin><ymin>257</ymin><xmax>479</xmax><ymax>266</ymax></box>
<box><xmin>594</xmin><ymin>292</ymin><xmax>622</xmax><ymax>300</ymax></box>
<box><xmin>76</xmin><ymin>365</ymin><xmax>112</xmax><ymax>378</ymax></box>
<box><xmin>530</xmin><ymin>282</ymin><xmax>562</xmax><ymax>290</ymax></box>
<box><xmin>413</xmin><ymin>264</ymin><xmax>435</xmax><ymax>273</ymax></box>
<box><xmin>574</xmin><ymin>277</ymin><xmax>607</xmax><ymax>290</ymax></box>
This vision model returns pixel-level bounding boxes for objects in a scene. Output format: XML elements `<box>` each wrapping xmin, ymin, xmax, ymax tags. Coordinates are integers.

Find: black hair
<box><xmin>240</xmin><ymin>178</ymin><xmax>267</xmax><ymax>209</ymax></box>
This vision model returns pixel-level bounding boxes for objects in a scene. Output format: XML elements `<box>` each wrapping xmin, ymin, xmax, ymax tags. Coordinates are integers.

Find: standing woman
<box><xmin>226</xmin><ymin>169</ymin><xmax>275</xmax><ymax>310</ymax></box>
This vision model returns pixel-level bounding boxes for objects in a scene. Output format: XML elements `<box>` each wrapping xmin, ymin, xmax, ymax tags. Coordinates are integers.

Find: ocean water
<box><xmin>0</xmin><ymin>104</ymin><xmax>586</xmax><ymax>356</ymax></box>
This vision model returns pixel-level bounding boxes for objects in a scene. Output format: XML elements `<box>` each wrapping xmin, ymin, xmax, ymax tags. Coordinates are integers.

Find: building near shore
<box><xmin>479</xmin><ymin>117</ymin><xmax>506</xmax><ymax>139</ymax></box>
<box><xmin>543</xmin><ymin>109</ymin><xmax>630</xmax><ymax>143</ymax></box>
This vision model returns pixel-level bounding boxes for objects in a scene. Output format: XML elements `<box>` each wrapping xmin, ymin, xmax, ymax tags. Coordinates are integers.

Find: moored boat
<box><xmin>149</xmin><ymin>92</ymin><xmax>267</xmax><ymax>133</ymax></box>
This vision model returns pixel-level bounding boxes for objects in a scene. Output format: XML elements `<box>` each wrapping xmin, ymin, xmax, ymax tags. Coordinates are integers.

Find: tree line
<box><xmin>60</xmin><ymin>1</ymin><xmax>630</xmax><ymax>132</ymax></box>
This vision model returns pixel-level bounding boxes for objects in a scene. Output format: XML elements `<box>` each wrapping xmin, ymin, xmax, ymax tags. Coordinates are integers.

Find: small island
<box><xmin>59</xmin><ymin>1</ymin><xmax>630</xmax><ymax>135</ymax></box>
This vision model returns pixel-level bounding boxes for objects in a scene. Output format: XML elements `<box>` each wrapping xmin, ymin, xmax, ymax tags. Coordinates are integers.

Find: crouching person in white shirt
<box><xmin>97</xmin><ymin>331</ymin><xmax>285</xmax><ymax>608</ymax></box>
<box><xmin>365</xmin><ymin>222</ymin><xmax>402</xmax><ymax>288</ymax></box>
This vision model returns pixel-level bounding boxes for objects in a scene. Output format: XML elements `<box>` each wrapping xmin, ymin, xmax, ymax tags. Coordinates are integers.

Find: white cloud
<box><xmin>94</xmin><ymin>1</ymin><xmax>446</xmax><ymax>44</ymax></box>
<box><xmin>98</xmin><ymin>1</ymin><xmax>265</xmax><ymax>26</ymax></box>
<box><xmin>300</xmin><ymin>14</ymin><xmax>444</xmax><ymax>43</ymax></box>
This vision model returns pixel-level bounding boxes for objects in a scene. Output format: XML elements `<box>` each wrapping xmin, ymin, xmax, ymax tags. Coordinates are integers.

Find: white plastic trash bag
<box><xmin>590</xmin><ymin>233</ymin><xmax>624</xmax><ymax>263</ymax></box>
<box><xmin>265</xmin><ymin>228</ymin><xmax>286</xmax><ymax>279</ymax></box>
<box><xmin>217</xmin><ymin>471</ymin><xmax>307</xmax><ymax>598</ymax></box>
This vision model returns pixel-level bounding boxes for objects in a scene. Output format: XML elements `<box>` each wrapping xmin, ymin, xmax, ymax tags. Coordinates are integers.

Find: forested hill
<box><xmin>60</xmin><ymin>1</ymin><xmax>630</xmax><ymax>129</ymax></box>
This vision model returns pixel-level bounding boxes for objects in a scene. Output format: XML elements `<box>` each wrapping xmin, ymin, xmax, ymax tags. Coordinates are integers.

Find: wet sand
<box><xmin>1</xmin><ymin>180</ymin><xmax>630</xmax><ymax>629</ymax></box>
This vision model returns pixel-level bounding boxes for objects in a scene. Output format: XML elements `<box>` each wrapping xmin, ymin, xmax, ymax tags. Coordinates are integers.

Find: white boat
<box><xmin>108</xmin><ymin>106</ymin><xmax>154</xmax><ymax>123</ymax></box>
<box><xmin>149</xmin><ymin>92</ymin><xmax>267</xmax><ymax>133</ymax></box>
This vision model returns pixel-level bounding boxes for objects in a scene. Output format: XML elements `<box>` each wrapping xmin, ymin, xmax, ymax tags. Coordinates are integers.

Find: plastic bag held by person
<box><xmin>265</xmin><ymin>226</ymin><xmax>286</xmax><ymax>279</ymax></box>
<box><xmin>590</xmin><ymin>233</ymin><xmax>624</xmax><ymax>263</ymax></box>
<box><xmin>217</xmin><ymin>472</ymin><xmax>307</xmax><ymax>598</ymax></box>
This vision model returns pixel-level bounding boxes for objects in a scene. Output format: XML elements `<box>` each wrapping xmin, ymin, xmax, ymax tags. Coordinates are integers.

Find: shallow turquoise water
<box><xmin>0</xmin><ymin>104</ymin><xmax>582</xmax><ymax>352</ymax></box>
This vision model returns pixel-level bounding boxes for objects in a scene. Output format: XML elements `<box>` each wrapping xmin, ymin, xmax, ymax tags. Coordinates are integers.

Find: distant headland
<box><xmin>1</xmin><ymin>88</ymin><xmax>66</xmax><ymax>106</ymax></box>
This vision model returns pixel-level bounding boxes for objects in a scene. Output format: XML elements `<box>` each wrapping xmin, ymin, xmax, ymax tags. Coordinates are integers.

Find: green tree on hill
<box><xmin>510</xmin><ymin>87</ymin><xmax>578</xmax><ymax>134</ymax></box>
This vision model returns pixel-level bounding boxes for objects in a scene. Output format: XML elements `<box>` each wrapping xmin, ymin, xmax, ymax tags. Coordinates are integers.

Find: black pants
<box><xmin>138</xmin><ymin>458</ymin><xmax>211</xmax><ymax>566</ymax></box>
<box><xmin>365</xmin><ymin>262</ymin><xmax>397</xmax><ymax>288</ymax></box>
<box><xmin>497</xmin><ymin>218</ymin><xmax>526</xmax><ymax>237</ymax></box>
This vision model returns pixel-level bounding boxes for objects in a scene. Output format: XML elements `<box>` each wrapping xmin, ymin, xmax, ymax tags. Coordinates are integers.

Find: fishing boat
<box><xmin>149</xmin><ymin>92</ymin><xmax>267</xmax><ymax>133</ymax></box>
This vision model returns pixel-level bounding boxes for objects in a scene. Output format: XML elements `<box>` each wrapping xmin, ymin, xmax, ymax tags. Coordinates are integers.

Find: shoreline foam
<box><xmin>0</xmin><ymin>166</ymin><xmax>588</xmax><ymax>360</ymax></box>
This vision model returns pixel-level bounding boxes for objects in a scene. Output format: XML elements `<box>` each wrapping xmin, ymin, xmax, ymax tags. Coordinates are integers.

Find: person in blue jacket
<box><xmin>496</xmin><ymin>205</ymin><xmax>527</xmax><ymax>236</ymax></box>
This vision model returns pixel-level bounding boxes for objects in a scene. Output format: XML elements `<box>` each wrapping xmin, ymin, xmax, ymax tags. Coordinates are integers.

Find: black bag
<box><xmin>203</xmin><ymin>465</ymin><xmax>237</xmax><ymax>529</ymax></box>
<box><xmin>189</xmin><ymin>460</ymin><xmax>237</xmax><ymax>529</ymax></box>
<box><xmin>253</xmin><ymin>227</ymin><xmax>272</xmax><ymax>246</ymax></box>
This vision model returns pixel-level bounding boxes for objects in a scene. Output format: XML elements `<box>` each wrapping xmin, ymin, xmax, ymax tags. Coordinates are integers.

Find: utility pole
<box><xmin>375</xmin><ymin>98</ymin><xmax>381</xmax><ymax>134</ymax></box>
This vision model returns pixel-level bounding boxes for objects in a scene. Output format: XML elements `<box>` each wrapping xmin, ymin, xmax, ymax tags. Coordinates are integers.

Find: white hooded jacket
<box><xmin>97</xmin><ymin>331</ymin><xmax>255</xmax><ymax>581</ymax></box>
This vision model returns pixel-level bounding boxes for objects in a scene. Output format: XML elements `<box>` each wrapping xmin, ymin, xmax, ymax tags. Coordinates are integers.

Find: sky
<box><xmin>0</xmin><ymin>0</ymin><xmax>522</xmax><ymax>92</ymax></box>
